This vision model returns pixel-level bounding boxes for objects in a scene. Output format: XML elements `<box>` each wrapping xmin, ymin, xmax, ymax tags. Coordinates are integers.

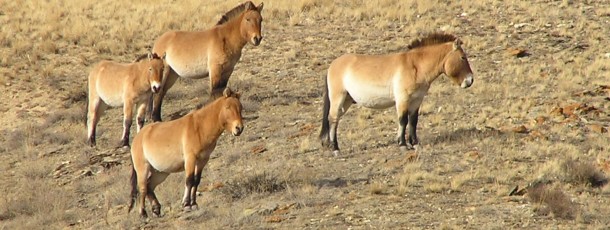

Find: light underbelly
<box><xmin>343</xmin><ymin>77</ymin><xmax>394</xmax><ymax>109</ymax></box>
<box><xmin>168</xmin><ymin>56</ymin><xmax>209</xmax><ymax>79</ymax></box>
<box><xmin>144</xmin><ymin>146</ymin><xmax>185</xmax><ymax>173</ymax></box>
<box><xmin>96</xmin><ymin>85</ymin><xmax>123</xmax><ymax>107</ymax></box>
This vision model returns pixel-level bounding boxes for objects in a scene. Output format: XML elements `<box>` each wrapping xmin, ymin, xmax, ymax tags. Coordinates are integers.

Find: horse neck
<box><xmin>192</xmin><ymin>100</ymin><xmax>226</xmax><ymax>141</ymax></box>
<box><xmin>411</xmin><ymin>43</ymin><xmax>452</xmax><ymax>84</ymax></box>
<box><xmin>216</xmin><ymin>15</ymin><xmax>248</xmax><ymax>53</ymax></box>
<box><xmin>132</xmin><ymin>61</ymin><xmax>151</xmax><ymax>90</ymax></box>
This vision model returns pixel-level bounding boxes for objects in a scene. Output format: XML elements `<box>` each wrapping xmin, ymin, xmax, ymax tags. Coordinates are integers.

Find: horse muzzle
<box><xmin>151</xmin><ymin>83</ymin><xmax>161</xmax><ymax>93</ymax></box>
<box><xmin>251</xmin><ymin>36</ymin><xmax>262</xmax><ymax>46</ymax></box>
<box><xmin>461</xmin><ymin>75</ymin><xmax>474</xmax><ymax>88</ymax></box>
<box><xmin>232</xmin><ymin>126</ymin><xmax>244</xmax><ymax>136</ymax></box>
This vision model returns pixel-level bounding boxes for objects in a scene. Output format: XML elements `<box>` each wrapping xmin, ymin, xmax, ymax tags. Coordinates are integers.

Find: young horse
<box><xmin>149</xmin><ymin>1</ymin><xmax>264</xmax><ymax>122</ymax></box>
<box><xmin>86</xmin><ymin>52</ymin><xmax>166</xmax><ymax>147</ymax></box>
<box><xmin>128</xmin><ymin>88</ymin><xmax>244</xmax><ymax>218</ymax></box>
<box><xmin>319</xmin><ymin>33</ymin><xmax>474</xmax><ymax>155</ymax></box>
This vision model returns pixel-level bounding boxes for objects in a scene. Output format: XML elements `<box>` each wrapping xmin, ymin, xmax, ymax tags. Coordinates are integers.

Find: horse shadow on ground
<box><xmin>426</xmin><ymin>127</ymin><xmax>510</xmax><ymax>145</ymax></box>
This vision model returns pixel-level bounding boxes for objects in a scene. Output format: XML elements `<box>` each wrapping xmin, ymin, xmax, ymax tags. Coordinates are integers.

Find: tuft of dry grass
<box><xmin>561</xmin><ymin>160</ymin><xmax>608</xmax><ymax>187</ymax></box>
<box><xmin>527</xmin><ymin>183</ymin><xmax>577</xmax><ymax>220</ymax></box>
<box><xmin>220</xmin><ymin>171</ymin><xmax>287</xmax><ymax>200</ymax></box>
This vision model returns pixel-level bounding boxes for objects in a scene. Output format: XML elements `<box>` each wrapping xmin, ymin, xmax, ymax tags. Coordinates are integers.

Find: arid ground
<box><xmin>1</xmin><ymin>0</ymin><xmax>609</xmax><ymax>229</ymax></box>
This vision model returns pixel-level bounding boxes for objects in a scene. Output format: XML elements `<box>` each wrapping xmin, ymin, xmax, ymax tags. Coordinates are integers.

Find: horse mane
<box><xmin>133</xmin><ymin>53</ymin><xmax>161</xmax><ymax>62</ymax></box>
<box><xmin>216</xmin><ymin>1</ymin><xmax>256</xmax><ymax>25</ymax></box>
<box><xmin>407</xmin><ymin>33</ymin><xmax>458</xmax><ymax>50</ymax></box>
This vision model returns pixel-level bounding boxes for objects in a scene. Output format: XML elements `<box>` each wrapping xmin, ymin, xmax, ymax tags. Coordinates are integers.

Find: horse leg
<box><xmin>151</xmin><ymin>69</ymin><xmax>179</xmax><ymax>122</ymax></box>
<box><xmin>146</xmin><ymin>172</ymin><xmax>169</xmax><ymax>217</ymax></box>
<box><xmin>136</xmin><ymin>102</ymin><xmax>147</xmax><ymax>132</ymax></box>
<box><xmin>208</xmin><ymin>66</ymin><xmax>233</xmax><ymax>101</ymax></box>
<box><xmin>135</xmin><ymin>164</ymin><xmax>150</xmax><ymax>218</ymax></box>
<box><xmin>407</xmin><ymin>108</ymin><xmax>420</xmax><ymax>148</ymax></box>
<box><xmin>396</xmin><ymin>101</ymin><xmax>409</xmax><ymax>150</ymax></box>
<box><xmin>121</xmin><ymin>100</ymin><xmax>134</xmax><ymax>148</ymax></box>
<box><xmin>190</xmin><ymin>156</ymin><xmax>209</xmax><ymax>209</ymax></box>
<box><xmin>87</xmin><ymin>97</ymin><xmax>105</xmax><ymax>147</ymax></box>
<box><xmin>182</xmin><ymin>155</ymin><xmax>196</xmax><ymax>211</ymax></box>
<box><xmin>328</xmin><ymin>93</ymin><xmax>353</xmax><ymax>155</ymax></box>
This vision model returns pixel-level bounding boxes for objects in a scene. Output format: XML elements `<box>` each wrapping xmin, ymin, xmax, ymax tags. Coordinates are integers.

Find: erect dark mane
<box><xmin>407</xmin><ymin>33</ymin><xmax>458</xmax><ymax>50</ymax></box>
<box><xmin>133</xmin><ymin>53</ymin><xmax>161</xmax><ymax>62</ymax></box>
<box><xmin>216</xmin><ymin>1</ymin><xmax>256</xmax><ymax>25</ymax></box>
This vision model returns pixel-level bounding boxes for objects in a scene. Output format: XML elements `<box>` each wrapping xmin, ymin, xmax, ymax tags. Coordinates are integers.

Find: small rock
<box><xmin>506</xmin><ymin>48</ymin><xmax>529</xmax><ymax>57</ymax></box>
<box><xmin>265</xmin><ymin>215</ymin><xmax>285</xmax><ymax>223</ymax></box>
<box><xmin>464</xmin><ymin>151</ymin><xmax>480</xmax><ymax>160</ymax></box>
<box><xmin>534</xmin><ymin>116</ymin><xmax>547</xmax><ymax>125</ymax></box>
<box><xmin>243</xmin><ymin>208</ymin><xmax>256</xmax><ymax>216</ymax></box>
<box><xmin>588</xmin><ymin>124</ymin><xmax>607</xmax><ymax>133</ymax></box>
<box><xmin>512</xmin><ymin>125</ymin><xmax>529</xmax><ymax>134</ymax></box>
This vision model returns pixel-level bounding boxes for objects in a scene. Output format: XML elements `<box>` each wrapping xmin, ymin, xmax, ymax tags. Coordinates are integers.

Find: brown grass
<box><xmin>1</xmin><ymin>0</ymin><xmax>609</xmax><ymax>228</ymax></box>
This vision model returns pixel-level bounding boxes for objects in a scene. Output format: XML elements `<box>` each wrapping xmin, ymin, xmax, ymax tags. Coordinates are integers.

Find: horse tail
<box><xmin>319</xmin><ymin>72</ymin><xmax>331</xmax><ymax>146</ymax></box>
<box><xmin>127</xmin><ymin>164</ymin><xmax>137</xmax><ymax>213</ymax></box>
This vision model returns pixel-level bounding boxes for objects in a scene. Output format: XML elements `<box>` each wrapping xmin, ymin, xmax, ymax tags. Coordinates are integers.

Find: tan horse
<box><xmin>319</xmin><ymin>33</ymin><xmax>474</xmax><ymax>155</ymax></box>
<box><xmin>149</xmin><ymin>1</ymin><xmax>264</xmax><ymax>122</ymax></box>
<box><xmin>87</xmin><ymin>52</ymin><xmax>166</xmax><ymax>147</ymax></box>
<box><xmin>128</xmin><ymin>88</ymin><xmax>244</xmax><ymax>218</ymax></box>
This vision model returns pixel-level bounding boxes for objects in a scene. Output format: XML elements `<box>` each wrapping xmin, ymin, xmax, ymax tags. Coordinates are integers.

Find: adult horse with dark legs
<box><xmin>86</xmin><ymin>52</ymin><xmax>166</xmax><ymax>147</ymax></box>
<box><xmin>319</xmin><ymin>33</ymin><xmax>474</xmax><ymax>155</ymax></box>
<box><xmin>128</xmin><ymin>88</ymin><xmax>244</xmax><ymax>218</ymax></box>
<box><xmin>150</xmin><ymin>1</ymin><xmax>264</xmax><ymax>122</ymax></box>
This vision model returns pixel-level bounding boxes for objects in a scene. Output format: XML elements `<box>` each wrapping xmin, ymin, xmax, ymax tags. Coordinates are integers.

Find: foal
<box><xmin>320</xmin><ymin>33</ymin><xmax>474</xmax><ymax>154</ymax></box>
<box><xmin>86</xmin><ymin>52</ymin><xmax>166</xmax><ymax>147</ymax></box>
<box><xmin>128</xmin><ymin>88</ymin><xmax>244</xmax><ymax>218</ymax></box>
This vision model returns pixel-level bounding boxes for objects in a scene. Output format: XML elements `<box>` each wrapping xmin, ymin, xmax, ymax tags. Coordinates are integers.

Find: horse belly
<box><xmin>144</xmin><ymin>148</ymin><xmax>185</xmax><ymax>173</ymax></box>
<box><xmin>344</xmin><ymin>78</ymin><xmax>394</xmax><ymax>109</ymax></box>
<box><xmin>96</xmin><ymin>85</ymin><xmax>124</xmax><ymax>107</ymax></box>
<box><xmin>168</xmin><ymin>55</ymin><xmax>209</xmax><ymax>79</ymax></box>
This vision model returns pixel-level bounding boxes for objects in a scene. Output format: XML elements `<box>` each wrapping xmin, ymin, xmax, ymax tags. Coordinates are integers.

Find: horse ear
<box><xmin>257</xmin><ymin>2</ymin><xmax>264</xmax><ymax>12</ymax></box>
<box><xmin>147</xmin><ymin>51</ymin><xmax>153</xmax><ymax>60</ymax></box>
<box><xmin>223</xmin><ymin>88</ymin><xmax>232</xmax><ymax>97</ymax></box>
<box><xmin>162</xmin><ymin>52</ymin><xmax>167</xmax><ymax>60</ymax></box>
<box><xmin>453</xmin><ymin>39</ymin><xmax>462</xmax><ymax>50</ymax></box>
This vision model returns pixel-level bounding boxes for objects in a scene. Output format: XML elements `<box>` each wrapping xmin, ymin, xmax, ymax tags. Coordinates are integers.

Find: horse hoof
<box><xmin>183</xmin><ymin>206</ymin><xmax>192</xmax><ymax>212</ymax></box>
<box><xmin>399</xmin><ymin>146</ymin><xmax>409</xmax><ymax>152</ymax></box>
<box><xmin>152</xmin><ymin>207</ymin><xmax>161</xmax><ymax>217</ymax></box>
<box><xmin>191</xmin><ymin>204</ymin><xmax>199</xmax><ymax>210</ymax></box>
<box><xmin>332</xmin><ymin>150</ymin><xmax>340</xmax><ymax>157</ymax></box>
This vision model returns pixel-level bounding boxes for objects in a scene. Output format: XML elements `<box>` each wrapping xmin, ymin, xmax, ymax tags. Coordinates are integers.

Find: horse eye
<box><xmin>246</xmin><ymin>18</ymin><xmax>251</xmax><ymax>22</ymax></box>
<box><xmin>461</xmin><ymin>56</ymin><xmax>466</xmax><ymax>60</ymax></box>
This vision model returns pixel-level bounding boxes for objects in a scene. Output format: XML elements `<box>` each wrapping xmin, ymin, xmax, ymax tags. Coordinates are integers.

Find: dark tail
<box><xmin>319</xmin><ymin>73</ymin><xmax>331</xmax><ymax>147</ymax></box>
<box><xmin>128</xmin><ymin>166</ymin><xmax>137</xmax><ymax>213</ymax></box>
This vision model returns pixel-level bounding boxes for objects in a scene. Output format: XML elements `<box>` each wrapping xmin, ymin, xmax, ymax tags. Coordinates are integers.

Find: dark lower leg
<box><xmin>407</xmin><ymin>109</ymin><xmax>419</xmax><ymax>146</ymax></box>
<box><xmin>398</xmin><ymin>114</ymin><xmax>408</xmax><ymax>147</ymax></box>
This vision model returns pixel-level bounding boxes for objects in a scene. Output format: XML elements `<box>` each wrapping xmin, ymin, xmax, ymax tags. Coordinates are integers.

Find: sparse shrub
<box><xmin>220</xmin><ymin>171</ymin><xmax>286</xmax><ymax>200</ymax></box>
<box><xmin>561</xmin><ymin>160</ymin><xmax>608</xmax><ymax>187</ymax></box>
<box><xmin>527</xmin><ymin>183</ymin><xmax>577</xmax><ymax>219</ymax></box>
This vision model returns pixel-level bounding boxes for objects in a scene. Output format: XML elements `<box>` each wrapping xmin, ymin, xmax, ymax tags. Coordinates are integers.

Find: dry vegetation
<box><xmin>1</xmin><ymin>0</ymin><xmax>609</xmax><ymax>229</ymax></box>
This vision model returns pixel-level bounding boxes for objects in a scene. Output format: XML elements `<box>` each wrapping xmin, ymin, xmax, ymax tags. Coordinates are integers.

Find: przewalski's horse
<box><xmin>149</xmin><ymin>1</ymin><xmax>264</xmax><ymax>122</ymax></box>
<box><xmin>86</xmin><ymin>52</ymin><xmax>166</xmax><ymax>147</ymax></box>
<box><xmin>319</xmin><ymin>33</ymin><xmax>474</xmax><ymax>155</ymax></box>
<box><xmin>128</xmin><ymin>88</ymin><xmax>244</xmax><ymax>218</ymax></box>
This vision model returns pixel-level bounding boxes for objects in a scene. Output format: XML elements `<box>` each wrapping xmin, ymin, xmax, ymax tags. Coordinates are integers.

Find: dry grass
<box><xmin>1</xmin><ymin>0</ymin><xmax>609</xmax><ymax>228</ymax></box>
<box><xmin>527</xmin><ymin>183</ymin><xmax>577</xmax><ymax>220</ymax></box>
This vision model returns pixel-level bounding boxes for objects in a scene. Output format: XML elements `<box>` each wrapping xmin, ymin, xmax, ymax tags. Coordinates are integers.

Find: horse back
<box><xmin>153</xmin><ymin>30</ymin><xmax>219</xmax><ymax>79</ymax></box>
